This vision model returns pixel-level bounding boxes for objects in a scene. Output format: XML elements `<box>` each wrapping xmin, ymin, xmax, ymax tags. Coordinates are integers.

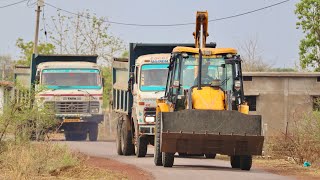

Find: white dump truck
<box><xmin>30</xmin><ymin>54</ymin><xmax>104</xmax><ymax>141</ymax></box>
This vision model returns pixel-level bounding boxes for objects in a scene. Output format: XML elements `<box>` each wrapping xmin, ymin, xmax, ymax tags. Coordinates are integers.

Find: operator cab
<box><xmin>165</xmin><ymin>47</ymin><xmax>245</xmax><ymax>111</ymax></box>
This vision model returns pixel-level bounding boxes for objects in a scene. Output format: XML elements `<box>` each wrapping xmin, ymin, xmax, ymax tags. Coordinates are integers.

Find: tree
<box><xmin>15</xmin><ymin>38</ymin><xmax>55</xmax><ymax>66</ymax></box>
<box><xmin>48</xmin><ymin>10</ymin><xmax>125</xmax><ymax>65</ymax></box>
<box><xmin>295</xmin><ymin>0</ymin><xmax>320</xmax><ymax>71</ymax></box>
<box><xmin>237</xmin><ymin>38</ymin><xmax>272</xmax><ymax>72</ymax></box>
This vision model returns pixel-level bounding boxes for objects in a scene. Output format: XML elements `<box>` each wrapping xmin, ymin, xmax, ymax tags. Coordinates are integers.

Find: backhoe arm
<box><xmin>193</xmin><ymin>11</ymin><xmax>209</xmax><ymax>48</ymax></box>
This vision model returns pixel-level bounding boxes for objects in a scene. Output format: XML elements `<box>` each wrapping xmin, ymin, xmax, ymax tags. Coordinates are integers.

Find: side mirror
<box><xmin>35</xmin><ymin>74</ymin><xmax>40</xmax><ymax>84</ymax></box>
<box><xmin>102</xmin><ymin>78</ymin><xmax>105</xmax><ymax>86</ymax></box>
<box><xmin>128</xmin><ymin>72</ymin><xmax>134</xmax><ymax>92</ymax></box>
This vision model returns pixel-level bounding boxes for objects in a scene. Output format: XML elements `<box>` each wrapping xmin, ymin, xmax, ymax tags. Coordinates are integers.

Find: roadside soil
<box><xmin>216</xmin><ymin>155</ymin><xmax>320</xmax><ymax>180</ymax></box>
<box><xmin>85</xmin><ymin>156</ymin><xmax>153</xmax><ymax>180</ymax></box>
<box><xmin>254</xmin><ymin>159</ymin><xmax>320</xmax><ymax>180</ymax></box>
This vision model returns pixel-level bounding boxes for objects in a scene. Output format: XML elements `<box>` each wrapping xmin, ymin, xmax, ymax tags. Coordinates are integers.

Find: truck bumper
<box><xmin>56</xmin><ymin>114</ymin><xmax>104</xmax><ymax>124</ymax></box>
<box><xmin>139</xmin><ymin>125</ymin><xmax>155</xmax><ymax>135</ymax></box>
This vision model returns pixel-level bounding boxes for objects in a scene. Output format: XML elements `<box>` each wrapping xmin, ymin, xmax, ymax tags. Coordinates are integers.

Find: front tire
<box><xmin>89</xmin><ymin>123</ymin><xmax>98</xmax><ymax>141</ymax></box>
<box><xmin>230</xmin><ymin>155</ymin><xmax>240</xmax><ymax>168</ymax></box>
<box><xmin>154</xmin><ymin>112</ymin><xmax>162</xmax><ymax>166</ymax></box>
<box><xmin>136</xmin><ymin>136</ymin><xmax>148</xmax><ymax>157</ymax></box>
<box><xmin>240</xmin><ymin>155</ymin><xmax>252</xmax><ymax>170</ymax></box>
<box><xmin>162</xmin><ymin>152</ymin><xmax>174</xmax><ymax>167</ymax></box>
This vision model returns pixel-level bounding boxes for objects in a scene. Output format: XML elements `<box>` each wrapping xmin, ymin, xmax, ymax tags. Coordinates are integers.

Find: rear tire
<box><xmin>116</xmin><ymin>121</ymin><xmax>123</xmax><ymax>155</ymax></box>
<box><xmin>154</xmin><ymin>112</ymin><xmax>162</xmax><ymax>166</ymax></box>
<box><xmin>121</xmin><ymin>116</ymin><xmax>135</xmax><ymax>156</ymax></box>
<box><xmin>89</xmin><ymin>123</ymin><xmax>98</xmax><ymax>141</ymax></box>
<box><xmin>240</xmin><ymin>155</ymin><xmax>252</xmax><ymax>171</ymax></box>
<box><xmin>136</xmin><ymin>136</ymin><xmax>148</xmax><ymax>157</ymax></box>
<box><xmin>162</xmin><ymin>152</ymin><xmax>174</xmax><ymax>167</ymax></box>
<box><xmin>205</xmin><ymin>153</ymin><xmax>216</xmax><ymax>159</ymax></box>
<box><xmin>230</xmin><ymin>155</ymin><xmax>240</xmax><ymax>168</ymax></box>
<box><xmin>178</xmin><ymin>153</ymin><xmax>187</xmax><ymax>157</ymax></box>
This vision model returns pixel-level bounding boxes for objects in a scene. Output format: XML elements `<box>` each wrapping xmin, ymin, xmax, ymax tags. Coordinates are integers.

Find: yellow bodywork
<box><xmin>172</xmin><ymin>46</ymin><xmax>237</xmax><ymax>55</ymax></box>
<box><xmin>238</xmin><ymin>104</ymin><xmax>249</xmax><ymax>114</ymax></box>
<box><xmin>192</xmin><ymin>87</ymin><xmax>225</xmax><ymax>110</ymax></box>
<box><xmin>156</xmin><ymin>99</ymin><xmax>171</xmax><ymax>113</ymax></box>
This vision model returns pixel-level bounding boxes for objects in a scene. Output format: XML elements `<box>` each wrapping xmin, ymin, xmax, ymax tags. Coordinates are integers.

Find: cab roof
<box><xmin>37</xmin><ymin>61</ymin><xmax>99</xmax><ymax>69</ymax></box>
<box><xmin>136</xmin><ymin>53</ymin><xmax>171</xmax><ymax>64</ymax></box>
<box><xmin>172</xmin><ymin>46</ymin><xmax>237</xmax><ymax>55</ymax></box>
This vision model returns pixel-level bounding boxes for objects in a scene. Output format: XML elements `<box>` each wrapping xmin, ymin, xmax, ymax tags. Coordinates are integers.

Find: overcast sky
<box><xmin>0</xmin><ymin>0</ymin><xmax>302</xmax><ymax>67</ymax></box>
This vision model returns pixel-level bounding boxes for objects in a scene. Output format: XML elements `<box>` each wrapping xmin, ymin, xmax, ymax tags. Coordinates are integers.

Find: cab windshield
<box><xmin>140</xmin><ymin>64</ymin><xmax>168</xmax><ymax>91</ymax></box>
<box><xmin>181</xmin><ymin>55</ymin><xmax>233</xmax><ymax>90</ymax></box>
<box><xmin>41</xmin><ymin>69</ymin><xmax>102</xmax><ymax>89</ymax></box>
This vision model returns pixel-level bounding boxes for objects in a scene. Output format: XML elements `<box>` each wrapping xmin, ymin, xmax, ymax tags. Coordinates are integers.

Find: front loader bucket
<box><xmin>160</xmin><ymin>110</ymin><xmax>264</xmax><ymax>156</ymax></box>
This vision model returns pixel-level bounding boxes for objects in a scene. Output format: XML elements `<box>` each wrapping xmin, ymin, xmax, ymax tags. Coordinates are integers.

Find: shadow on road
<box><xmin>173</xmin><ymin>165</ymin><xmax>250</xmax><ymax>172</ymax></box>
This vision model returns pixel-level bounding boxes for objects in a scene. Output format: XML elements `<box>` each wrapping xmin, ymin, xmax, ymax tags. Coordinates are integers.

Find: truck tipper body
<box><xmin>112</xmin><ymin>43</ymin><xmax>216</xmax><ymax>157</ymax></box>
<box><xmin>30</xmin><ymin>54</ymin><xmax>104</xmax><ymax>141</ymax></box>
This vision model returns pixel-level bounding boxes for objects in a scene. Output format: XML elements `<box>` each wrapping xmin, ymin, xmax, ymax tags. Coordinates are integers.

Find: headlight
<box><xmin>145</xmin><ymin>116</ymin><xmax>155</xmax><ymax>123</ymax></box>
<box><xmin>91</xmin><ymin>107</ymin><xmax>99</xmax><ymax>113</ymax></box>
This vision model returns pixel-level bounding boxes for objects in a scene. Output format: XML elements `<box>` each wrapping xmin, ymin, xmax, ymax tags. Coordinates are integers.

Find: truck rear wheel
<box><xmin>230</xmin><ymin>155</ymin><xmax>240</xmax><ymax>168</ymax></box>
<box><xmin>121</xmin><ymin>116</ymin><xmax>134</xmax><ymax>155</ymax></box>
<box><xmin>162</xmin><ymin>152</ymin><xmax>174</xmax><ymax>167</ymax></box>
<box><xmin>136</xmin><ymin>136</ymin><xmax>148</xmax><ymax>157</ymax></box>
<box><xmin>154</xmin><ymin>113</ymin><xmax>162</xmax><ymax>166</ymax></box>
<box><xmin>205</xmin><ymin>153</ymin><xmax>216</xmax><ymax>159</ymax></box>
<box><xmin>240</xmin><ymin>155</ymin><xmax>252</xmax><ymax>170</ymax></box>
<box><xmin>89</xmin><ymin>123</ymin><xmax>98</xmax><ymax>141</ymax></box>
<box><xmin>116</xmin><ymin>121</ymin><xmax>123</xmax><ymax>155</ymax></box>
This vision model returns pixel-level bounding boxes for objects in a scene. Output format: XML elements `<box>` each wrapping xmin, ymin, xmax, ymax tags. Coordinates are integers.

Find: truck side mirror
<box><xmin>128</xmin><ymin>72</ymin><xmax>134</xmax><ymax>92</ymax></box>
<box><xmin>102</xmin><ymin>78</ymin><xmax>105</xmax><ymax>86</ymax></box>
<box><xmin>35</xmin><ymin>74</ymin><xmax>40</xmax><ymax>84</ymax></box>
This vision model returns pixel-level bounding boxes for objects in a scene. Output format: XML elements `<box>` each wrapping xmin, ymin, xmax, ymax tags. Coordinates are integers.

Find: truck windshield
<box><xmin>181</xmin><ymin>56</ymin><xmax>233</xmax><ymax>90</ymax></box>
<box><xmin>140</xmin><ymin>64</ymin><xmax>168</xmax><ymax>91</ymax></box>
<box><xmin>41</xmin><ymin>69</ymin><xmax>101</xmax><ymax>89</ymax></box>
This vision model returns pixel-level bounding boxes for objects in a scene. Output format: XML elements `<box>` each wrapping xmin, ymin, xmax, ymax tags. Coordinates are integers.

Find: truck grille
<box><xmin>44</xmin><ymin>101</ymin><xmax>100</xmax><ymax>114</ymax></box>
<box><xmin>55</xmin><ymin>101</ymin><xmax>89</xmax><ymax>114</ymax></box>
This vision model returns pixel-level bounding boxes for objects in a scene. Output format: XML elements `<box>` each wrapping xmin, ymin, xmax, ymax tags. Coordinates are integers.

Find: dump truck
<box><xmin>154</xmin><ymin>11</ymin><xmax>264</xmax><ymax>170</ymax></box>
<box><xmin>112</xmin><ymin>43</ymin><xmax>216</xmax><ymax>157</ymax></box>
<box><xmin>29</xmin><ymin>54</ymin><xmax>104</xmax><ymax>141</ymax></box>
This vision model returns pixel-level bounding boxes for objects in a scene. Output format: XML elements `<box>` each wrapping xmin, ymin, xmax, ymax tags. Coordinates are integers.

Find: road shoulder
<box><xmin>85</xmin><ymin>155</ymin><xmax>153</xmax><ymax>180</ymax></box>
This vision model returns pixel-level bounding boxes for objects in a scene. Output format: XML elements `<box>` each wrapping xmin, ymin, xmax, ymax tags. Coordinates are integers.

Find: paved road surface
<box><xmin>62</xmin><ymin>141</ymin><xmax>294</xmax><ymax>180</ymax></box>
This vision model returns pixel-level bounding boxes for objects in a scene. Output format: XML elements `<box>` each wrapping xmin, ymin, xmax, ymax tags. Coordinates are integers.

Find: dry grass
<box><xmin>254</xmin><ymin>158</ymin><xmax>320</xmax><ymax>179</ymax></box>
<box><xmin>0</xmin><ymin>142</ymin><xmax>125</xmax><ymax>180</ymax></box>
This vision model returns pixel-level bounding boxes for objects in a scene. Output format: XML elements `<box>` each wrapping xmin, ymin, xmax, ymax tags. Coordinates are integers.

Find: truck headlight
<box><xmin>91</xmin><ymin>107</ymin><xmax>99</xmax><ymax>113</ymax></box>
<box><xmin>145</xmin><ymin>116</ymin><xmax>155</xmax><ymax>123</ymax></box>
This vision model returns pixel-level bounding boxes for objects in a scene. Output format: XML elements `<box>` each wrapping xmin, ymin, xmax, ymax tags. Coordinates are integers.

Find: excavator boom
<box><xmin>193</xmin><ymin>11</ymin><xmax>209</xmax><ymax>48</ymax></box>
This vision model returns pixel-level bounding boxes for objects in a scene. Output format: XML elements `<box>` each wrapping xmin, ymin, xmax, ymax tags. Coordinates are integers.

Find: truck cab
<box><xmin>131</xmin><ymin>54</ymin><xmax>169</xmax><ymax>153</ymax></box>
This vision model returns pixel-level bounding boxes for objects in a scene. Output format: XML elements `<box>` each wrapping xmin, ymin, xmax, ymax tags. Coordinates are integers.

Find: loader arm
<box><xmin>193</xmin><ymin>11</ymin><xmax>209</xmax><ymax>48</ymax></box>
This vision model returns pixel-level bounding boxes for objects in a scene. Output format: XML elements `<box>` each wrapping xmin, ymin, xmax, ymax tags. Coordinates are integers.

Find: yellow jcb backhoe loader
<box><xmin>154</xmin><ymin>11</ymin><xmax>264</xmax><ymax>170</ymax></box>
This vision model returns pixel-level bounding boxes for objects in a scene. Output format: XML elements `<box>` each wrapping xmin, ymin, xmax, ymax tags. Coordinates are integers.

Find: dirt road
<box><xmin>62</xmin><ymin>141</ymin><xmax>293</xmax><ymax>180</ymax></box>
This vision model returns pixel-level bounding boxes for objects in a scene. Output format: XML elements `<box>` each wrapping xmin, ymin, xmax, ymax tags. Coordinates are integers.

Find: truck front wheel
<box><xmin>136</xmin><ymin>136</ymin><xmax>148</xmax><ymax>157</ymax></box>
<box><xmin>89</xmin><ymin>123</ymin><xmax>98</xmax><ymax>141</ymax></box>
